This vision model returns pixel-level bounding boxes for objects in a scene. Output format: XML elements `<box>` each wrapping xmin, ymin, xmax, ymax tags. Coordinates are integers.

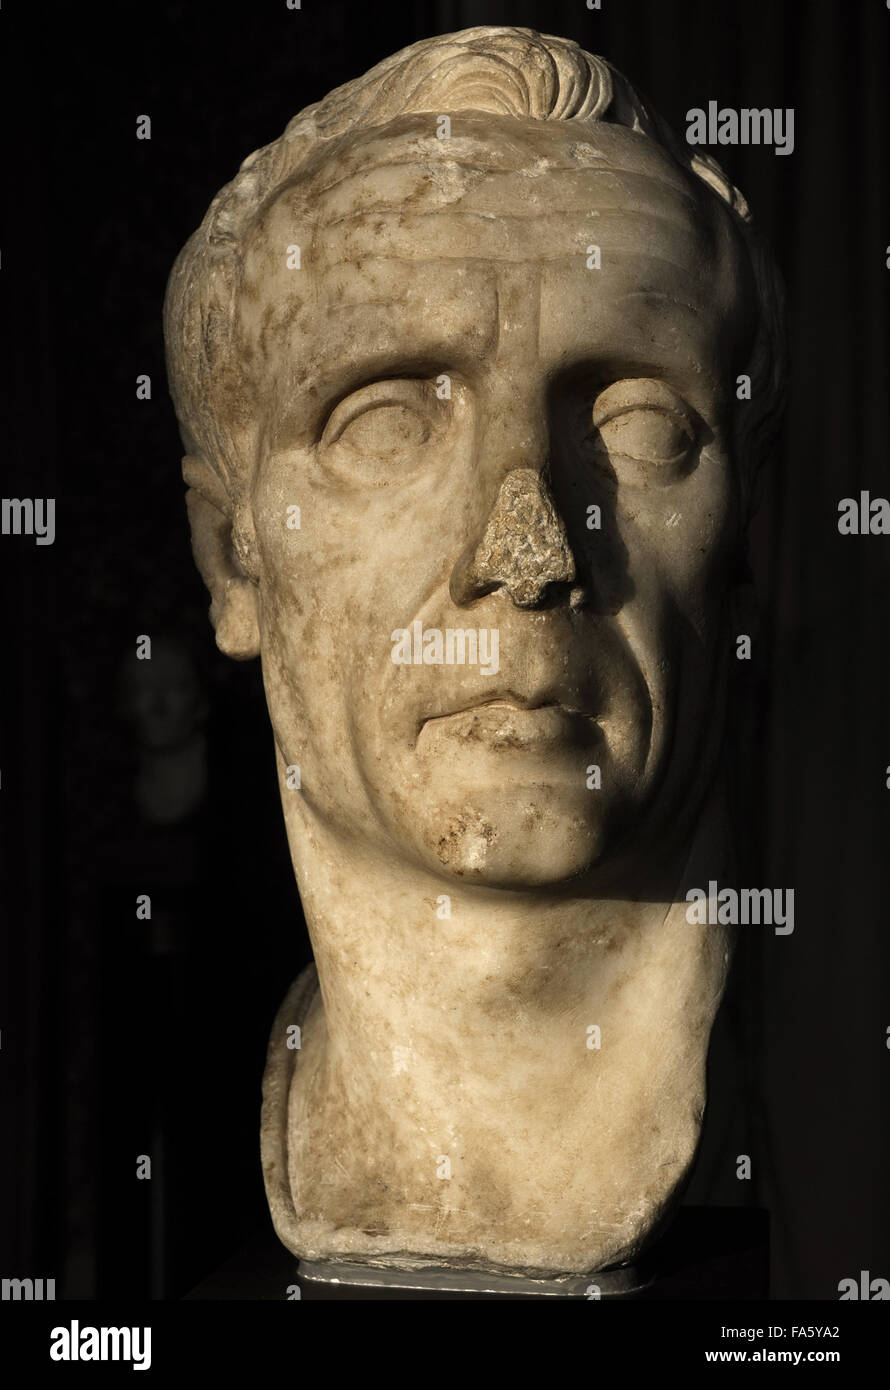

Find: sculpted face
<box><xmin>238</xmin><ymin>115</ymin><xmax>756</xmax><ymax>891</ymax></box>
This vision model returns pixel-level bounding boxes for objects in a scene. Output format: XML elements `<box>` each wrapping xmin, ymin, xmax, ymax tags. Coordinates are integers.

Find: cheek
<box><xmin>254</xmin><ymin>433</ymin><xmax>472</xmax><ymax>618</ymax></box>
<box><xmin>624</xmin><ymin>453</ymin><xmax>736</xmax><ymax>599</ymax></box>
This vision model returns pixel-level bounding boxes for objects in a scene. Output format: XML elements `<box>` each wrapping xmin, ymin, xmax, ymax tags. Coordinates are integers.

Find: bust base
<box><xmin>296</xmin><ymin>1256</ymin><xmax>650</xmax><ymax>1299</ymax></box>
<box><xmin>184</xmin><ymin>1207</ymin><xmax>768</xmax><ymax>1300</ymax></box>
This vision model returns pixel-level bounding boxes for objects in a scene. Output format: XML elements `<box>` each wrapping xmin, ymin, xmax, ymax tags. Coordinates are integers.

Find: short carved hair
<box><xmin>164</xmin><ymin>25</ymin><xmax>785</xmax><ymax>523</ymax></box>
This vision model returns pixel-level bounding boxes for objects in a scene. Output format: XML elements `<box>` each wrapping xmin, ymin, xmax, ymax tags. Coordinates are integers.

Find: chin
<box><xmin>402</xmin><ymin>791</ymin><xmax>616</xmax><ymax>889</ymax></box>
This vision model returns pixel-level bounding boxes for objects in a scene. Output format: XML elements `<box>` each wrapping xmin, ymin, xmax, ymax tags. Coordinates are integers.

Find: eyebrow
<box><xmin>617</xmin><ymin>289</ymin><xmax>704</xmax><ymax>318</ymax></box>
<box><xmin>286</xmin><ymin>342</ymin><xmax>492</xmax><ymax>422</ymax></box>
<box><xmin>308</xmin><ymin>282</ymin><xmax>712</xmax><ymax>377</ymax></box>
<box><xmin>302</xmin><ymin>258</ymin><xmax>717</xmax><ymax>375</ymax></box>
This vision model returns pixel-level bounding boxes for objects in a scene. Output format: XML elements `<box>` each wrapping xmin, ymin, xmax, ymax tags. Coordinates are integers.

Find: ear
<box><xmin>183</xmin><ymin>455</ymin><xmax>261</xmax><ymax>661</ymax></box>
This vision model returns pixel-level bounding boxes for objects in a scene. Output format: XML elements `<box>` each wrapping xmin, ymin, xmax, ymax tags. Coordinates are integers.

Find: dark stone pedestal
<box><xmin>185</xmin><ymin>1206</ymin><xmax>769</xmax><ymax>1300</ymax></box>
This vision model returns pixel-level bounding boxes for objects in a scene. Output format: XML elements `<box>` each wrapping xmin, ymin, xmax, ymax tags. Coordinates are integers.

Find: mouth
<box><xmin>418</xmin><ymin>695</ymin><xmax>600</xmax><ymax>753</ymax></box>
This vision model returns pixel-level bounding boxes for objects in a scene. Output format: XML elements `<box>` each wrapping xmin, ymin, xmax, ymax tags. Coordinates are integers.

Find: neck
<box><xmin>270</xmin><ymin>775</ymin><xmax>734</xmax><ymax>1277</ymax></box>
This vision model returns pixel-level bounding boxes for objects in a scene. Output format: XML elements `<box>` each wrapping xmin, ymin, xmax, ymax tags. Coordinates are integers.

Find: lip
<box><xmin>420</xmin><ymin>688</ymin><xmax>595</xmax><ymax>723</ymax></box>
<box><xmin>418</xmin><ymin>697</ymin><xmax>599</xmax><ymax>752</ymax></box>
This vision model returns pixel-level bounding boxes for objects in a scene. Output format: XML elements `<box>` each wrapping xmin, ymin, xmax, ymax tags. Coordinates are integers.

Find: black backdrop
<box><xmin>1</xmin><ymin>0</ymin><xmax>888</xmax><ymax>1302</ymax></box>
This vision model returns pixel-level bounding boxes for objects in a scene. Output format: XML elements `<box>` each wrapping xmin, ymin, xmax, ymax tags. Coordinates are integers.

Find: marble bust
<box><xmin>164</xmin><ymin>26</ymin><xmax>785</xmax><ymax>1286</ymax></box>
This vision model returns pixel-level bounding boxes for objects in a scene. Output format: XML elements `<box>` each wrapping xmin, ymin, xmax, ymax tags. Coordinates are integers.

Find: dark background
<box><xmin>1</xmin><ymin>0</ymin><xmax>888</xmax><ymax>1301</ymax></box>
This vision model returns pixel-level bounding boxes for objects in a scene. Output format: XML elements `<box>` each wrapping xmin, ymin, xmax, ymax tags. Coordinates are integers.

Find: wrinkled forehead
<box><xmin>307</xmin><ymin>113</ymin><xmax>708</xmax><ymax>221</ymax></box>
<box><xmin>238</xmin><ymin>114</ymin><xmax>752</xmax><ymax>384</ymax></box>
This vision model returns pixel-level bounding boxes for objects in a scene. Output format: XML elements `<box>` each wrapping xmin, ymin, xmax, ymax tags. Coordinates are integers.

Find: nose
<box><xmin>449</xmin><ymin>468</ymin><xmax>578</xmax><ymax>609</ymax></box>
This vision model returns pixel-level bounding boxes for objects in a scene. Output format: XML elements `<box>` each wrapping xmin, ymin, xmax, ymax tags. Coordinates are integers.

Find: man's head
<box><xmin>165</xmin><ymin>27</ymin><xmax>785</xmax><ymax>891</ymax></box>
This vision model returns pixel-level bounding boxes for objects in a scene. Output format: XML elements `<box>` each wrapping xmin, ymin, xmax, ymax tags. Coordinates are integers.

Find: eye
<box><xmin>590</xmin><ymin>379</ymin><xmax>698</xmax><ymax>484</ymax></box>
<box><xmin>319</xmin><ymin>379</ymin><xmax>442</xmax><ymax>485</ymax></box>
<box><xmin>596</xmin><ymin>410</ymin><xmax>692</xmax><ymax>465</ymax></box>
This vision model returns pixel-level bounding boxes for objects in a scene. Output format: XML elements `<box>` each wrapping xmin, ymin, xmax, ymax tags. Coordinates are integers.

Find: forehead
<box><xmin>239</xmin><ymin>115</ymin><xmax>753</xmax><ymax>398</ymax></box>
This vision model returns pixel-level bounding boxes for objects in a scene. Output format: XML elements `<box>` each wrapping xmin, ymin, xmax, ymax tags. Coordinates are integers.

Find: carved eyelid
<box><xmin>322</xmin><ymin>379</ymin><xmax>434</xmax><ymax>446</ymax></box>
<box><xmin>591</xmin><ymin>378</ymin><xmax>696</xmax><ymax>433</ymax></box>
